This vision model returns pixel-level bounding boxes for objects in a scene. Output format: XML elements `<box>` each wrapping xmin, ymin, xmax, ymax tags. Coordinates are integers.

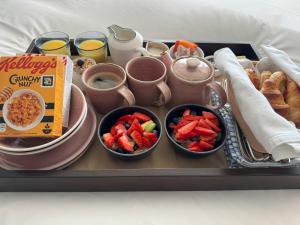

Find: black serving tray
<box><xmin>1</xmin><ymin>40</ymin><xmax>300</xmax><ymax>192</ymax></box>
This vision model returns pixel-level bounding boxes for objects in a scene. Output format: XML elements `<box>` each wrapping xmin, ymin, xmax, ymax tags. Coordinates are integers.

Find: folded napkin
<box><xmin>214</xmin><ymin>48</ymin><xmax>300</xmax><ymax>161</ymax></box>
<box><xmin>261</xmin><ymin>45</ymin><xmax>300</xmax><ymax>86</ymax></box>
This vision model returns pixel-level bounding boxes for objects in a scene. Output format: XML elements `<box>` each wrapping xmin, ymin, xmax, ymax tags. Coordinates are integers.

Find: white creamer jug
<box><xmin>107</xmin><ymin>25</ymin><xmax>147</xmax><ymax>68</ymax></box>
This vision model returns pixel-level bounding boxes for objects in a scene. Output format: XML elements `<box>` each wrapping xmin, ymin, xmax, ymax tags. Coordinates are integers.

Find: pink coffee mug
<box><xmin>82</xmin><ymin>63</ymin><xmax>135</xmax><ymax>114</ymax></box>
<box><xmin>125</xmin><ymin>56</ymin><xmax>171</xmax><ymax>106</ymax></box>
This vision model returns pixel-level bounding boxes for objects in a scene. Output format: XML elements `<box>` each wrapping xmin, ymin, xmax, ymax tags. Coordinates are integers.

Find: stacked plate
<box><xmin>0</xmin><ymin>84</ymin><xmax>97</xmax><ymax>170</ymax></box>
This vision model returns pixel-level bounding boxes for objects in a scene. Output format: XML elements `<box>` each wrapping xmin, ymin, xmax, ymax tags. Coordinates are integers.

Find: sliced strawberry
<box><xmin>118</xmin><ymin>135</ymin><xmax>134</xmax><ymax>152</ymax></box>
<box><xmin>210</xmin><ymin>118</ymin><xmax>219</xmax><ymax>126</ymax></box>
<box><xmin>110</xmin><ymin>125</ymin><xmax>117</xmax><ymax>136</ymax></box>
<box><xmin>198</xmin><ymin>119</ymin><xmax>211</xmax><ymax>130</ymax></box>
<box><xmin>183</xmin><ymin>115</ymin><xmax>203</xmax><ymax>121</ymax></box>
<box><xmin>113</xmin><ymin>132</ymin><xmax>123</xmax><ymax>140</ymax></box>
<box><xmin>117</xmin><ymin>114</ymin><xmax>134</xmax><ymax>123</ymax></box>
<box><xmin>202</xmin><ymin>111</ymin><xmax>217</xmax><ymax>120</ymax></box>
<box><xmin>172</xmin><ymin>120</ymin><xmax>191</xmax><ymax>131</ymax></box>
<box><xmin>183</xmin><ymin>109</ymin><xmax>191</xmax><ymax>117</ymax></box>
<box><xmin>188</xmin><ymin>141</ymin><xmax>198</xmax><ymax>148</ymax></box>
<box><xmin>103</xmin><ymin>133</ymin><xmax>114</xmax><ymax>148</ymax></box>
<box><xmin>175</xmin><ymin>132</ymin><xmax>186</xmax><ymax>140</ymax></box>
<box><xmin>143</xmin><ymin>132</ymin><xmax>158</xmax><ymax>144</ymax></box>
<box><xmin>205</xmin><ymin>119</ymin><xmax>221</xmax><ymax>132</ymax></box>
<box><xmin>130</xmin><ymin>130</ymin><xmax>143</xmax><ymax>148</ymax></box>
<box><xmin>194</xmin><ymin>127</ymin><xmax>216</xmax><ymax>136</ymax></box>
<box><xmin>133</xmin><ymin>112</ymin><xmax>151</xmax><ymax>122</ymax></box>
<box><xmin>198</xmin><ymin>140</ymin><xmax>214</xmax><ymax>150</ymax></box>
<box><xmin>200</xmin><ymin>134</ymin><xmax>217</xmax><ymax>142</ymax></box>
<box><xmin>177</xmin><ymin>121</ymin><xmax>198</xmax><ymax>135</ymax></box>
<box><xmin>185</xmin><ymin>131</ymin><xmax>198</xmax><ymax>138</ymax></box>
<box><xmin>115</xmin><ymin>124</ymin><xmax>127</xmax><ymax>134</ymax></box>
<box><xmin>142</xmin><ymin>137</ymin><xmax>152</xmax><ymax>148</ymax></box>
<box><xmin>127</xmin><ymin>119</ymin><xmax>144</xmax><ymax>134</ymax></box>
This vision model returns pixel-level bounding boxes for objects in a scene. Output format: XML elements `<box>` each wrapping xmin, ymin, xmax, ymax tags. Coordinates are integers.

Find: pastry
<box><xmin>245</xmin><ymin>68</ymin><xmax>260</xmax><ymax>89</ymax></box>
<box><xmin>259</xmin><ymin>71</ymin><xmax>272</xmax><ymax>89</ymax></box>
<box><xmin>270</xmin><ymin>71</ymin><xmax>287</xmax><ymax>94</ymax></box>
<box><xmin>73</xmin><ymin>57</ymin><xmax>96</xmax><ymax>75</ymax></box>
<box><xmin>285</xmin><ymin>80</ymin><xmax>300</xmax><ymax>125</ymax></box>
<box><xmin>261</xmin><ymin>79</ymin><xmax>289</xmax><ymax>116</ymax></box>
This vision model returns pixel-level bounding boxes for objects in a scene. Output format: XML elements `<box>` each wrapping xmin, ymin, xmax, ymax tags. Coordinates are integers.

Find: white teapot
<box><xmin>107</xmin><ymin>25</ymin><xmax>147</xmax><ymax>67</ymax></box>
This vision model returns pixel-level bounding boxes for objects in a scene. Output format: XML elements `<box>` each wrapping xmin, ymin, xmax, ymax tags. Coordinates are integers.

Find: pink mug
<box><xmin>125</xmin><ymin>56</ymin><xmax>171</xmax><ymax>106</ymax></box>
<box><xmin>82</xmin><ymin>63</ymin><xmax>135</xmax><ymax>114</ymax></box>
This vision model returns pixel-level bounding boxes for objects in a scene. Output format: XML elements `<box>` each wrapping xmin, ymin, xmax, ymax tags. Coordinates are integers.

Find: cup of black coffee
<box><xmin>82</xmin><ymin>63</ymin><xmax>135</xmax><ymax>114</ymax></box>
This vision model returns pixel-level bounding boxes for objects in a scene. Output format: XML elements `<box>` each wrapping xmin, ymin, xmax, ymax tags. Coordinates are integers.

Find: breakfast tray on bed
<box><xmin>0</xmin><ymin>41</ymin><xmax>300</xmax><ymax>191</ymax></box>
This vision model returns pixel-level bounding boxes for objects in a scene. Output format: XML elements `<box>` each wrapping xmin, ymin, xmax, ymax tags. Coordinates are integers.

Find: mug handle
<box><xmin>118</xmin><ymin>85</ymin><xmax>136</xmax><ymax>106</ymax></box>
<box><xmin>136</xmin><ymin>46</ymin><xmax>149</xmax><ymax>56</ymax></box>
<box><xmin>206</xmin><ymin>81</ymin><xmax>227</xmax><ymax>110</ymax></box>
<box><xmin>156</xmin><ymin>81</ymin><xmax>171</xmax><ymax>105</ymax></box>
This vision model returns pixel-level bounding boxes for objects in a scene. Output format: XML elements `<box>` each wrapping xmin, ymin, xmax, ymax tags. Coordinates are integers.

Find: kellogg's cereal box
<box><xmin>0</xmin><ymin>54</ymin><xmax>72</xmax><ymax>137</ymax></box>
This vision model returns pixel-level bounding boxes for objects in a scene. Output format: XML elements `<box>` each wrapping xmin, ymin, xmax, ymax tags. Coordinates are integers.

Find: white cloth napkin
<box><xmin>214</xmin><ymin>48</ymin><xmax>300</xmax><ymax>161</ymax></box>
<box><xmin>261</xmin><ymin>45</ymin><xmax>300</xmax><ymax>86</ymax></box>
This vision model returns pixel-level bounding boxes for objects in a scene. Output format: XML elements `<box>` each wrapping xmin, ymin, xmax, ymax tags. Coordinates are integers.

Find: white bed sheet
<box><xmin>1</xmin><ymin>0</ymin><xmax>300</xmax><ymax>224</ymax></box>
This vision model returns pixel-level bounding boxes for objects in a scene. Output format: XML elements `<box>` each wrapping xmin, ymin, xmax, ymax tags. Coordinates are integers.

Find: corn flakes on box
<box><xmin>0</xmin><ymin>54</ymin><xmax>73</xmax><ymax>137</ymax></box>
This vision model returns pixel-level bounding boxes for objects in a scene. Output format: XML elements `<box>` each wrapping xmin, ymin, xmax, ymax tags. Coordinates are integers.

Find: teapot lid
<box><xmin>172</xmin><ymin>57</ymin><xmax>212</xmax><ymax>82</ymax></box>
<box><xmin>108</xmin><ymin>24</ymin><xmax>136</xmax><ymax>42</ymax></box>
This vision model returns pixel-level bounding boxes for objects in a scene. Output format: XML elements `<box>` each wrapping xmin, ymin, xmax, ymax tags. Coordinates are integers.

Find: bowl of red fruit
<box><xmin>165</xmin><ymin>104</ymin><xmax>227</xmax><ymax>157</ymax></box>
<box><xmin>98</xmin><ymin>106</ymin><xmax>162</xmax><ymax>159</ymax></box>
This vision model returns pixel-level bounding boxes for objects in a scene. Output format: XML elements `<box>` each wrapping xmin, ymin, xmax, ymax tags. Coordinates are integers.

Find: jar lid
<box><xmin>172</xmin><ymin>57</ymin><xmax>212</xmax><ymax>82</ymax></box>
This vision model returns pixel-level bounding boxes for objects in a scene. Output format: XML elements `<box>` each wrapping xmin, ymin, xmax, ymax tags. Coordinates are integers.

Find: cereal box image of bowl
<box><xmin>0</xmin><ymin>54</ymin><xmax>67</xmax><ymax>137</ymax></box>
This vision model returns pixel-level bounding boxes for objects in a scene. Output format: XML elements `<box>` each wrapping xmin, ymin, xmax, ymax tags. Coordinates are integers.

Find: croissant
<box><xmin>245</xmin><ymin>68</ymin><xmax>260</xmax><ymax>89</ymax></box>
<box><xmin>270</xmin><ymin>71</ymin><xmax>287</xmax><ymax>94</ymax></box>
<box><xmin>285</xmin><ymin>80</ymin><xmax>300</xmax><ymax>125</ymax></box>
<box><xmin>261</xmin><ymin>79</ymin><xmax>289</xmax><ymax>116</ymax></box>
<box><xmin>260</xmin><ymin>71</ymin><xmax>272</xmax><ymax>89</ymax></box>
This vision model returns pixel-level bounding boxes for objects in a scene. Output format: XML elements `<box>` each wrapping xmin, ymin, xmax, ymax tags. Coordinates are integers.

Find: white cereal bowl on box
<box><xmin>3</xmin><ymin>89</ymin><xmax>45</xmax><ymax>131</ymax></box>
<box><xmin>0</xmin><ymin>84</ymin><xmax>87</xmax><ymax>154</ymax></box>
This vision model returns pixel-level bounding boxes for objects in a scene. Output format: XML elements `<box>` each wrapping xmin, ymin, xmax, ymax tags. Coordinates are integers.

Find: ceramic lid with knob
<box><xmin>172</xmin><ymin>57</ymin><xmax>213</xmax><ymax>82</ymax></box>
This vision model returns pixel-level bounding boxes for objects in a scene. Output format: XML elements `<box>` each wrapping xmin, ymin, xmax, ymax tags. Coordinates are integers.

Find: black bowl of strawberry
<box><xmin>98</xmin><ymin>106</ymin><xmax>162</xmax><ymax>160</ymax></box>
<box><xmin>164</xmin><ymin>104</ymin><xmax>227</xmax><ymax>157</ymax></box>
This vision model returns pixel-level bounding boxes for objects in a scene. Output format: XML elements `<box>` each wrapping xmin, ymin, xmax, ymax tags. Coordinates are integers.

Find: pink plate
<box><xmin>0</xmin><ymin>84</ymin><xmax>87</xmax><ymax>153</ymax></box>
<box><xmin>0</xmin><ymin>104</ymin><xmax>96</xmax><ymax>170</ymax></box>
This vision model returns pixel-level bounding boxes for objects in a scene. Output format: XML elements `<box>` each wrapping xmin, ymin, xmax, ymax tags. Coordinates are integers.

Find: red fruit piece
<box><xmin>194</xmin><ymin>127</ymin><xmax>216</xmax><ymax>136</ymax></box>
<box><xmin>130</xmin><ymin>130</ymin><xmax>143</xmax><ymax>148</ymax></box>
<box><xmin>127</xmin><ymin>119</ymin><xmax>144</xmax><ymax>134</ymax></box>
<box><xmin>103</xmin><ymin>133</ymin><xmax>114</xmax><ymax>148</ymax></box>
<box><xmin>110</xmin><ymin>125</ymin><xmax>117</xmax><ymax>136</ymax></box>
<box><xmin>210</xmin><ymin>118</ymin><xmax>219</xmax><ymax>126</ymax></box>
<box><xmin>183</xmin><ymin>115</ymin><xmax>202</xmax><ymax>121</ymax></box>
<box><xmin>188</xmin><ymin>146</ymin><xmax>204</xmax><ymax>152</ymax></box>
<box><xmin>183</xmin><ymin>109</ymin><xmax>191</xmax><ymax>117</ymax></box>
<box><xmin>113</xmin><ymin>132</ymin><xmax>123</xmax><ymax>140</ymax></box>
<box><xmin>205</xmin><ymin>119</ymin><xmax>221</xmax><ymax>132</ymax></box>
<box><xmin>118</xmin><ymin>135</ymin><xmax>134</xmax><ymax>152</ymax></box>
<box><xmin>172</xmin><ymin>120</ymin><xmax>190</xmax><ymax>131</ymax></box>
<box><xmin>177</xmin><ymin>121</ymin><xmax>198</xmax><ymax>135</ymax></box>
<box><xmin>188</xmin><ymin>141</ymin><xmax>198</xmax><ymax>148</ymax></box>
<box><xmin>133</xmin><ymin>112</ymin><xmax>151</xmax><ymax>122</ymax></box>
<box><xmin>198</xmin><ymin>119</ymin><xmax>211</xmax><ymax>130</ymax></box>
<box><xmin>143</xmin><ymin>132</ymin><xmax>158</xmax><ymax>144</ymax></box>
<box><xmin>198</xmin><ymin>140</ymin><xmax>214</xmax><ymax>150</ymax></box>
<box><xmin>115</xmin><ymin>124</ymin><xmax>127</xmax><ymax>134</ymax></box>
<box><xmin>142</xmin><ymin>137</ymin><xmax>152</xmax><ymax>148</ymax></box>
<box><xmin>117</xmin><ymin>114</ymin><xmax>134</xmax><ymax>123</ymax></box>
<box><xmin>200</xmin><ymin>134</ymin><xmax>217</xmax><ymax>142</ymax></box>
<box><xmin>202</xmin><ymin>111</ymin><xmax>217</xmax><ymax>120</ymax></box>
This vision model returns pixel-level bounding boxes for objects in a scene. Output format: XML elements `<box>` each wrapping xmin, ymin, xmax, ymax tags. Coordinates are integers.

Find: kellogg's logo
<box><xmin>0</xmin><ymin>56</ymin><xmax>57</xmax><ymax>74</ymax></box>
